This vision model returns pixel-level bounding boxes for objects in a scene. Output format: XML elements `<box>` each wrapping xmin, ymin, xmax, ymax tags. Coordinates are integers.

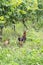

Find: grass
<box><xmin>0</xmin><ymin>22</ymin><xmax>43</xmax><ymax>65</ymax></box>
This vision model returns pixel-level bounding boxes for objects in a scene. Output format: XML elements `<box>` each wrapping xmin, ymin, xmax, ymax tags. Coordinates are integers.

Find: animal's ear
<box><xmin>24</xmin><ymin>30</ymin><xmax>26</xmax><ymax>33</ymax></box>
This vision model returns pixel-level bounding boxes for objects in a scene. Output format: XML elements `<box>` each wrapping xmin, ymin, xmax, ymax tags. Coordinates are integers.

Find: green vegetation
<box><xmin>0</xmin><ymin>0</ymin><xmax>43</xmax><ymax>65</ymax></box>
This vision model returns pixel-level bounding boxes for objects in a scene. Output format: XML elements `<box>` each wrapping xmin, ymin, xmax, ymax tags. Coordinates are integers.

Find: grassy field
<box><xmin>0</xmin><ymin>22</ymin><xmax>43</xmax><ymax>65</ymax></box>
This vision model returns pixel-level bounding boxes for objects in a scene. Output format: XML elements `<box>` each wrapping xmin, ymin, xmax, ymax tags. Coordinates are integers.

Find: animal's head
<box><xmin>23</xmin><ymin>30</ymin><xmax>26</xmax><ymax>34</ymax></box>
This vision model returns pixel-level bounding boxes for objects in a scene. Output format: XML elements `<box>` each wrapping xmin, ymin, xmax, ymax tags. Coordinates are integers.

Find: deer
<box><xmin>18</xmin><ymin>31</ymin><xmax>26</xmax><ymax>47</ymax></box>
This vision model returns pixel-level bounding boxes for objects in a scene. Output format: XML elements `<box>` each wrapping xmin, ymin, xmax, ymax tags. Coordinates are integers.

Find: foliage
<box><xmin>0</xmin><ymin>0</ymin><xmax>43</xmax><ymax>28</ymax></box>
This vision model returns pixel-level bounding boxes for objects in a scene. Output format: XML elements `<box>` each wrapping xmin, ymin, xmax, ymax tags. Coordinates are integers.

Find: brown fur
<box><xmin>4</xmin><ymin>39</ymin><xmax>9</xmax><ymax>46</ymax></box>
